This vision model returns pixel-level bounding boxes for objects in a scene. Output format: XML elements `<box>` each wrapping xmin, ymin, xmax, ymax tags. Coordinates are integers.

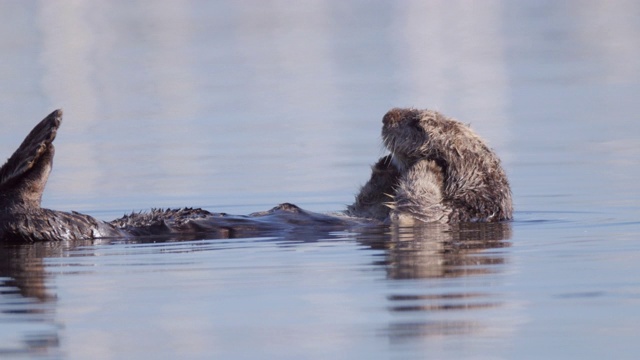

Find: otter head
<box><xmin>382</xmin><ymin>108</ymin><xmax>454</xmax><ymax>173</ymax></box>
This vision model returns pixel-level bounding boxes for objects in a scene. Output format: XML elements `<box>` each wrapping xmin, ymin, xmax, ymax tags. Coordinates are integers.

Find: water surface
<box><xmin>1</xmin><ymin>1</ymin><xmax>640</xmax><ymax>359</ymax></box>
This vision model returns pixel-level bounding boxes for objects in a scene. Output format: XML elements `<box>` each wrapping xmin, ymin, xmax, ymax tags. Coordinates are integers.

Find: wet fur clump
<box><xmin>348</xmin><ymin>108</ymin><xmax>513</xmax><ymax>224</ymax></box>
<box><xmin>110</xmin><ymin>208</ymin><xmax>218</xmax><ymax>236</ymax></box>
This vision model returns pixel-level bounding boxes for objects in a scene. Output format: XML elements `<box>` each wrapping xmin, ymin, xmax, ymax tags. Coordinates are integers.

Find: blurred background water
<box><xmin>0</xmin><ymin>0</ymin><xmax>639</xmax><ymax>359</ymax></box>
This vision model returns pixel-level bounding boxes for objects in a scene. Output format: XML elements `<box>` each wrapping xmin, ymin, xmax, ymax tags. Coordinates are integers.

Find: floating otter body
<box><xmin>0</xmin><ymin>109</ymin><xmax>512</xmax><ymax>242</ymax></box>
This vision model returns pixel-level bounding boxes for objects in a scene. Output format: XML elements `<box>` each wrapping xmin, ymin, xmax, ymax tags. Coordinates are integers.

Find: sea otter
<box><xmin>347</xmin><ymin>108</ymin><xmax>512</xmax><ymax>224</ymax></box>
<box><xmin>0</xmin><ymin>108</ymin><xmax>512</xmax><ymax>242</ymax></box>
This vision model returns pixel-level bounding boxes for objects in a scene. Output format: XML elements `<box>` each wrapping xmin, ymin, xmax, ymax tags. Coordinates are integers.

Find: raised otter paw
<box><xmin>346</xmin><ymin>155</ymin><xmax>401</xmax><ymax>221</ymax></box>
<box><xmin>388</xmin><ymin>159</ymin><xmax>451</xmax><ymax>224</ymax></box>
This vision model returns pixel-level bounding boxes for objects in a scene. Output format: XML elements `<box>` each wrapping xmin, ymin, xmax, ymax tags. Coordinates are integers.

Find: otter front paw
<box><xmin>347</xmin><ymin>155</ymin><xmax>401</xmax><ymax>220</ymax></box>
<box><xmin>389</xmin><ymin>159</ymin><xmax>451</xmax><ymax>223</ymax></box>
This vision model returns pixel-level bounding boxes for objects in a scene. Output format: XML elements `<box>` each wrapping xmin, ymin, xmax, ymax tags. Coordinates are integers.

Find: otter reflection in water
<box><xmin>0</xmin><ymin>109</ymin><xmax>512</xmax><ymax>242</ymax></box>
<box><xmin>0</xmin><ymin>221</ymin><xmax>511</xmax><ymax>351</ymax></box>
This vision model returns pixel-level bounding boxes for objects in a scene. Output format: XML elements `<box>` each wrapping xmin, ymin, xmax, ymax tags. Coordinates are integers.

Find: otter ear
<box><xmin>0</xmin><ymin>110</ymin><xmax>62</xmax><ymax>190</ymax></box>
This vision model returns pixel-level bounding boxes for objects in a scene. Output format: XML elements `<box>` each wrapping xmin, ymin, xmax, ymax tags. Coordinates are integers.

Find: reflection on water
<box><xmin>363</xmin><ymin>223</ymin><xmax>512</xmax><ymax>342</ymax></box>
<box><xmin>0</xmin><ymin>245</ymin><xmax>60</xmax><ymax>357</ymax></box>
<box><xmin>0</xmin><ymin>222</ymin><xmax>511</xmax><ymax>357</ymax></box>
<box><xmin>365</xmin><ymin>223</ymin><xmax>511</xmax><ymax>279</ymax></box>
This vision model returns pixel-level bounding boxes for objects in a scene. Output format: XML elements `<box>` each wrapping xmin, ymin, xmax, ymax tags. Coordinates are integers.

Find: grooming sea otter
<box><xmin>0</xmin><ymin>108</ymin><xmax>512</xmax><ymax>242</ymax></box>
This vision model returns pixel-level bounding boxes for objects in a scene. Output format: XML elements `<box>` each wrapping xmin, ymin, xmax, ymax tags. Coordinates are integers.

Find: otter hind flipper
<box><xmin>0</xmin><ymin>109</ymin><xmax>62</xmax><ymax>190</ymax></box>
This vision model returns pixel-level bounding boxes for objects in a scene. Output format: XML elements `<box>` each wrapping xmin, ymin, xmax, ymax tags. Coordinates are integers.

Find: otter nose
<box><xmin>382</xmin><ymin>108</ymin><xmax>406</xmax><ymax>126</ymax></box>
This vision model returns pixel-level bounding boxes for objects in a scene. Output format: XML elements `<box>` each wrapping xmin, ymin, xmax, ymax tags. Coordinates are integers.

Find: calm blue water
<box><xmin>1</xmin><ymin>1</ymin><xmax>640</xmax><ymax>359</ymax></box>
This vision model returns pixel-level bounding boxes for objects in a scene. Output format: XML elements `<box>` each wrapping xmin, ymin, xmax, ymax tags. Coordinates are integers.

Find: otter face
<box><xmin>382</xmin><ymin>108</ymin><xmax>440</xmax><ymax>172</ymax></box>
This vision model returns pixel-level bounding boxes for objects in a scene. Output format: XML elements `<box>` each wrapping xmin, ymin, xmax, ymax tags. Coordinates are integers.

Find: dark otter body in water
<box><xmin>0</xmin><ymin>111</ymin><xmax>360</xmax><ymax>243</ymax></box>
<box><xmin>0</xmin><ymin>108</ymin><xmax>511</xmax><ymax>242</ymax></box>
<box><xmin>347</xmin><ymin>108</ymin><xmax>513</xmax><ymax>223</ymax></box>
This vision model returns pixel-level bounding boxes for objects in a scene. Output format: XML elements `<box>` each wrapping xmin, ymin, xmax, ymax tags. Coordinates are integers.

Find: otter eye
<box><xmin>410</xmin><ymin>118</ymin><xmax>425</xmax><ymax>132</ymax></box>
